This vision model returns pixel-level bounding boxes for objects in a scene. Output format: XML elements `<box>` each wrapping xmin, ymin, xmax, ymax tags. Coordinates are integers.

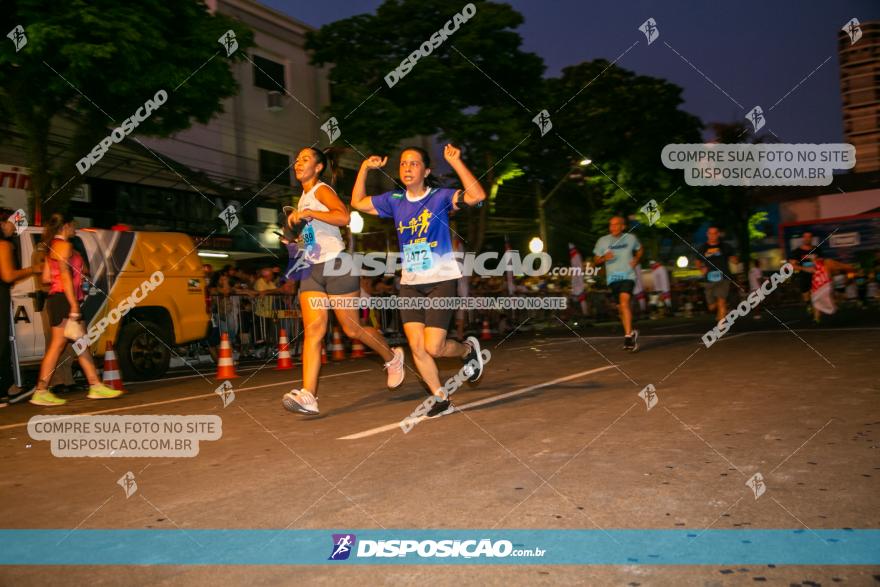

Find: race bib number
<box><xmin>301</xmin><ymin>223</ymin><xmax>315</xmax><ymax>249</ymax></box>
<box><xmin>609</xmin><ymin>271</ymin><xmax>628</xmax><ymax>283</ymax></box>
<box><xmin>707</xmin><ymin>270</ymin><xmax>723</xmax><ymax>282</ymax></box>
<box><xmin>403</xmin><ymin>242</ymin><xmax>433</xmax><ymax>273</ymax></box>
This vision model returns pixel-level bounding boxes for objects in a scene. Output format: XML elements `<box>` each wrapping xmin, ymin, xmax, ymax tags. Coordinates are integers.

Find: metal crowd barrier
<box><xmin>200</xmin><ymin>293</ymin><xmax>408</xmax><ymax>360</ymax></box>
<box><xmin>177</xmin><ymin>279</ymin><xmax>811</xmax><ymax>364</ymax></box>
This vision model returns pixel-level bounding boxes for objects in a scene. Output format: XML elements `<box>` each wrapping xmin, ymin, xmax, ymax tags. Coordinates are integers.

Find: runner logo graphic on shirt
<box><xmin>397</xmin><ymin>209</ymin><xmax>432</xmax><ymax>238</ymax></box>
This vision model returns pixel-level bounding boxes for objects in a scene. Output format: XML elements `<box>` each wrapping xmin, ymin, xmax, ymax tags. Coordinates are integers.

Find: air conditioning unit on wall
<box><xmin>267</xmin><ymin>90</ymin><xmax>284</xmax><ymax>111</ymax></box>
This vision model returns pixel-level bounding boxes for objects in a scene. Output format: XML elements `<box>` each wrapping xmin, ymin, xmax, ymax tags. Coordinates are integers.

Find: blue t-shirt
<box><xmin>593</xmin><ymin>233</ymin><xmax>642</xmax><ymax>284</ymax></box>
<box><xmin>372</xmin><ymin>187</ymin><xmax>463</xmax><ymax>285</ymax></box>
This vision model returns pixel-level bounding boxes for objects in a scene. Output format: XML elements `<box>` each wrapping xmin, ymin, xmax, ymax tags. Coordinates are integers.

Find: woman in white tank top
<box><xmin>281</xmin><ymin>147</ymin><xmax>406</xmax><ymax>416</ymax></box>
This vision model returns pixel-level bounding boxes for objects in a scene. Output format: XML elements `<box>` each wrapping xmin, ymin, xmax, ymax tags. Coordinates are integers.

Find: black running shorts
<box><xmin>398</xmin><ymin>279</ymin><xmax>458</xmax><ymax>330</ymax></box>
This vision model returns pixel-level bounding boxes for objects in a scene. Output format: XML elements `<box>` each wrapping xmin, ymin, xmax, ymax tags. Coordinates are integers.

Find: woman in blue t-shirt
<box><xmin>352</xmin><ymin>145</ymin><xmax>487</xmax><ymax>417</ymax></box>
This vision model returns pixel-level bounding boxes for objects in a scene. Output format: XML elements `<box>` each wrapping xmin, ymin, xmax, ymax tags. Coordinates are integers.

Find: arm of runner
<box><xmin>694</xmin><ymin>252</ymin><xmax>707</xmax><ymax>274</ymax></box>
<box><xmin>351</xmin><ymin>156</ymin><xmax>387</xmax><ymax>216</ymax></box>
<box><xmin>593</xmin><ymin>240</ymin><xmax>608</xmax><ymax>265</ymax></box>
<box><xmin>300</xmin><ymin>184</ymin><xmax>350</xmax><ymax>227</ymax></box>
<box><xmin>446</xmin><ymin>144</ymin><xmax>486</xmax><ymax>210</ymax></box>
<box><xmin>630</xmin><ymin>243</ymin><xmax>643</xmax><ymax>267</ymax></box>
<box><xmin>0</xmin><ymin>241</ymin><xmax>32</xmax><ymax>283</ymax></box>
<box><xmin>824</xmin><ymin>259</ymin><xmax>854</xmax><ymax>273</ymax></box>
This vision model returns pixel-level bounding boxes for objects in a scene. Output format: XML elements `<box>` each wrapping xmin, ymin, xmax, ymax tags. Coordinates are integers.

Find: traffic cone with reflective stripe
<box><xmin>321</xmin><ymin>342</ymin><xmax>328</xmax><ymax>365</ymax></box>
<box><xmin>216</xmin><ymin>332</ymin><xmax>238</xmax><ymax>379</ymax></box>
<box><xmin>102</xmin><ymin>341</ymin><xmax>126</xmax><ymax>392</ymax></box>
<box><xmin>275</xmin><ymin>328</ymin><xmax>293</xmax><ymax>370</ymax></box>
<box><xmin>351</xmin><ymin>338</ymin><xmax>366</xmax><ymax>358</ymax></box>
<box><xmin>480</xmin><ymin>318</ymin><xmax>492</xmax><ymax>341</ymax></box>
<box><xmin>330</xmin><ymin>327</ymin><xmax>346</xmax><ymax>361</ymax></box>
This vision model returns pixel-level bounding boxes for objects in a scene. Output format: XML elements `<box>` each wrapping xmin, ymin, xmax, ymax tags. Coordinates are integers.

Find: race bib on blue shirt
<box><xmin>403</xmin><ymin>242</ymin><xmax>433</xmax><ymax>273</ymax></box>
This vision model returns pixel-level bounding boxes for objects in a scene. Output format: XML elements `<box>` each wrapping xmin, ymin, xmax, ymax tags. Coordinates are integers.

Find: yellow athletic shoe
<box><xmin>30</xmin><ymin>389</ymin><xmax>67</xmax><ymax>406</ymax></box>
<box><xmin>87</xmin><ymin>383</ymin><xmax>123</xmax><ymax>400</ymax></box>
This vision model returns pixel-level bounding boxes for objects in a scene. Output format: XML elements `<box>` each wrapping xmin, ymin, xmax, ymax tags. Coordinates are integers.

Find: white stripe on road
<box><xmin>0</xmin><ymin>369</ymin><xmax>372</xmax><ymax>431</ymax></box>
<box><xmin>126</xmin><ymin>364</ymin><xmax>288</xmax><ymax>386</ymax></box>
<box><xmin>338</xmin><ymin>364</ymin><xmax>618</xmax><ymax>440</ymax></box>
<box><xmin>508</xmin><ymin>334</ymin><xmax>697</xmax><ymax>350</ymax></box>
<box><xmin>507</xmin><ymin>326</ymin><xmax>880</xmax><ymax>351</ymax></box>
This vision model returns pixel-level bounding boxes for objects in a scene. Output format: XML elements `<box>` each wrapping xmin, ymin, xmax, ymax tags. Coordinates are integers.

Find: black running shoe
<box><xmin>427</xmin><ymin>399</ymin><xmax>453</xmax><ymax>418</ymax></box>
<box><xmin>630</xmin><ymin>329</ymin><xmax>639</xmax><ymax>352</ymax></box>
<box><xmin>463</xmin><ymin>336</ymin><xmax>484</xmax><ymax>383</ymax></box>
<box><xmin>623</xmin><ymin>334</ymin><xmax>633</xmax><ymax>350</ymax></box>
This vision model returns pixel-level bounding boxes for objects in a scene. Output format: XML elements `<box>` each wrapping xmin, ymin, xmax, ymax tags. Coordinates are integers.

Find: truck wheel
<box><xmin>116</xmin><ymin>321</ymin><xmax>171</xmax><ymax>381</ymax></box>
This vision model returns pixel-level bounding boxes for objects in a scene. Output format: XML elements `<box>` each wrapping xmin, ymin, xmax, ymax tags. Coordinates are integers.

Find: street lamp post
<box><xmin>535</xmin><ymin>158</ymin><xmax>591</xmax><ymax>250</ymax></box>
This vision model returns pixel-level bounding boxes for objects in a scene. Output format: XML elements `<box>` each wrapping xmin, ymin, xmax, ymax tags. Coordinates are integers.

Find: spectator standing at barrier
<box><xmin>649</xmin><ymin>260</ymin><xmax>671</xmax><ymax>317</ymax></box>
<box><xmin>215</xmin><ymin>273</ymin><xmax>240</xmax><ymax>350</ymax></box>
<box><xmin>810</xmin><ymin>254</ymin><xmax>854</xmax><ymax>323</ymax></box>
<box><xmin>788</xmin><ymin>231</ymin><xmax>817</xmax><ymax>314</ymax></box>
<box><xmin>205</xmin><ymin>271</ymin><xmax>222</xmax><ymax>364</ymax></box>
<box><xmin>254</xmin><ymin>268</ymin><xmax>279</xmax><ymax>355</ymax></box>
<box><xmin>748</xmin><ymin>258</ymin><xmax>764</xmax><ymax>320</ymax></box>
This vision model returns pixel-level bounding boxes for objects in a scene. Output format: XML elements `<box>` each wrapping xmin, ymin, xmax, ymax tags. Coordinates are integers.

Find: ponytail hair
<box><xmin>42</xmin><ymin>212</ymin><xmax>72</xmax><ymax>244</ymax></box>
<box><xmin>308</xmin><ymin>147</ymin><xmax>342</xmax><ymax>187</ymax></box>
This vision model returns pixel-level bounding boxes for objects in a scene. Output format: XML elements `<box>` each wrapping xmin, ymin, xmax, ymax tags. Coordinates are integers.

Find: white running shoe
<box><xmin>384</xmin><ymin>347</ymin><xmax>405</xmax><ymax>389</ymax></box>
<box><xmin>282</xmin><ymin>389</ymin><xmax>319</xmax><ymax>415</ymax></box>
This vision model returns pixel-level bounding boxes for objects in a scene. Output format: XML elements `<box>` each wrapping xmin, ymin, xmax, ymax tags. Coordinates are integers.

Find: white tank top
<box><xmin>297</xmin><ymin>181</ymin><xmax>345</xmax><ymax>265</ymax></box>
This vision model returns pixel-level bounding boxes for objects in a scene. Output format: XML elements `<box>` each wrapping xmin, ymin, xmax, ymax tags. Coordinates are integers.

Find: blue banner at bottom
<box><xmin>0</xmin><ymin>529</ymin><xmax>876</xmax><ymax>565</ymax></box>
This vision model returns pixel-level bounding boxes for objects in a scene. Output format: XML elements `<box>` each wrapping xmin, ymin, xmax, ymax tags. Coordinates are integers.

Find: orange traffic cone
<box><xmin>331</xmin><ymin>327</ymin><xmax>346</xmax><ymax>361</ymax></box>
<box><xmin>480</xmin><ymin>318</ymin><xmax>492</xmax><ymax>341</ymax></box>
<box><xmin>102</xmin><ymin>341</ymin><xmax>126</xmax><ymax>392</ymax></box>
<box><xmin>351</xmin><ymin>339</ymin><xmax>366</xmax><ymax>358</ymax></box>
<box><xmin>275</xmin><ymin>328</ymin><xmax>294</xmax><ymax>370</ymax></box>
<box><xmin>216</xmin><ymin>332</ymin><xmax>238</xmax><ymax>379</ymax></box>
<box><xmin>321</xmin><ymin>342</ymin><xmax>328</xmax><ymax>365</ymax></box>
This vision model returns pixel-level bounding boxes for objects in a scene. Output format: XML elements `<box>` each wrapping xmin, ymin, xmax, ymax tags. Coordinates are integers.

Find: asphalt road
<box><xmin>0</xmin><ymin>312</ymin><xmax>878</xmax><ymax>585</ymax></box>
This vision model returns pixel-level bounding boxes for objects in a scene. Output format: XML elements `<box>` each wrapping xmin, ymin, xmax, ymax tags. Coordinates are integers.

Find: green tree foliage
<box><xmin>0</xmin><ymin>0</ymin><xmax>254</xmax><ymax>214</ymax></box>
<box><xmin>307</xmin><ymin>0</ymin><xmax>544</xmax><ymax>250</ymax></box>
<box><xmin>532</xmin><ymin>60</ymin><xmax>706</xmax><ymax>261</ymax></box>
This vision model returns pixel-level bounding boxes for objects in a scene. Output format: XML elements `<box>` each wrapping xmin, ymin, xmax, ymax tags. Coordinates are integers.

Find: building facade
<box><xmin>840</xmin><ymin>19</ymin><xmax>880</xmax><ymax>173</ymax></box>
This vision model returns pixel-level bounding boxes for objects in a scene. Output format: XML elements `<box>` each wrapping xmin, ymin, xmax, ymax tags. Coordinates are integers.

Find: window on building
<box><xmin>253</xmin><ymin>55</ymin><xmax>285</xmax><ymax>91</ymax></box>
<box><xmin>259</xmin><ymin>149</ymin><xmax>291</xmax><ymax>186</ymax></box>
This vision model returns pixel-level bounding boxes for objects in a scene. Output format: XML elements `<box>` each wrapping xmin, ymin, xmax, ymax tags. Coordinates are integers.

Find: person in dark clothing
<box><xmin>0</xmin><ymin>209</ymin><xmax>37</xmax><ymax>406</ymax></box>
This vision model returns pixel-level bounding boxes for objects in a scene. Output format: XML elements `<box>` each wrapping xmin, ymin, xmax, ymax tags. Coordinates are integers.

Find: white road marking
<box><xmin>508</xmin><ymin>334</ymin><xmax>697</xmax><ymax>350</ymax></box>
<box><xmin>338</xmin><ymin>364</ymin><xmax>618</xmax><ymax>440</ymax></box>
<box><xmin>508</xmin><ymin>326</ymin><xmax>880</xmax><ymax>351</ymax></box>
<box><xmin>126</xmin><ymin>365</ymin><xmax>271</xmax><ymax>385</ymax></box>
<box><xmin>0</xmin><ymin>369</ymin><xmax>372</xmax><ymax>431</ymax></box>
